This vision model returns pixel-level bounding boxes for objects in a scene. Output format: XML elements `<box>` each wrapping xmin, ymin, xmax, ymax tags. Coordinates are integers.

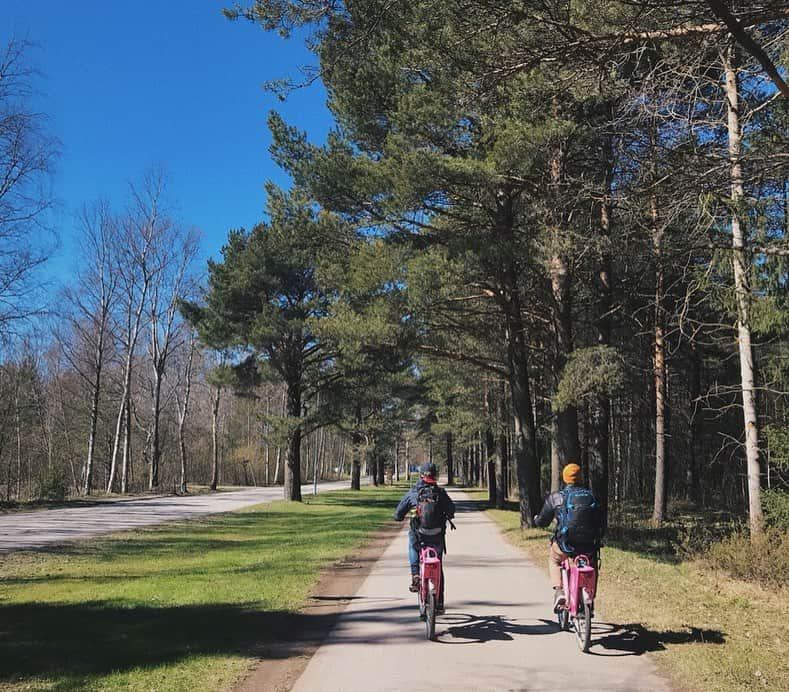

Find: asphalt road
<box><xmin>0</xmin><ymin>480</ymin><xmax>351</xmax><ymax>554</ymax></box>
<box><xmin>289</xmin><ymin>490</ymin><xmax>674</xmax><ymax>692</ymax></box>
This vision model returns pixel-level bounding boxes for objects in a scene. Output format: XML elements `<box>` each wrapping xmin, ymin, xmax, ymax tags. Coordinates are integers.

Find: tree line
<box><xmin>2</xmin><ymin>4</ymin><xmax>788</xmax><ymax>541</ymax></box>
<box><xmin>211</xmin><ymin>0</ymin><xmax>788</xmax><ymax>536</ymax></box>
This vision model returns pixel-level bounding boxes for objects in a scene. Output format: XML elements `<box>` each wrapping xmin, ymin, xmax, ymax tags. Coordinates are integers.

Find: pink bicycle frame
<box><xmin>420</xmin><ymin>545</ymin><xmax>442</xmax><ymax>602</ymax></box>
<box><xmin>562</xmin><ymin>554</ymin><xmax>596</xmax><ymax>616</ymax></box>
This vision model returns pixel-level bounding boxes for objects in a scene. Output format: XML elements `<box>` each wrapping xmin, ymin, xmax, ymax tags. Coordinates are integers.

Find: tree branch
<box><xmin>415</xmin><ymin>343</ymin><xmax>506</xmax><ymax>375</ymax></box>
<box><xmin>706</xmin><ymin>1</ymin><xmax>789</xmax><ymax>98</ymax></box>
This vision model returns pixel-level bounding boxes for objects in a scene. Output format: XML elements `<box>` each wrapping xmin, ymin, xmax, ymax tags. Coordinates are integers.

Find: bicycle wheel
<box><xmin>425</xmin><ymin>588</ymin><xmax>436</xmax><ymax>640</ymax></box>
<box><xmin>557</xmin><ymin>607</ymin><xmax>570</xmax><ymax>631</ymax></box>
<box><xmin>573</xmin><ymin>600</ymin><xmax>592</xmax><ymax>652</ymax></box>
<box><xmin>417</xmin><ymin>586</ymin><xmax>426</xmax><ymax>620</ymax></box>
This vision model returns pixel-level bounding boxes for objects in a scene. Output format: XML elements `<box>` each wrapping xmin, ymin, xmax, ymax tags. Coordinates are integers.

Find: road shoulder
<box><xmin>235</xmin><ymin>519</ymin><xmax>403</xmax><ymax>692</ymax></box>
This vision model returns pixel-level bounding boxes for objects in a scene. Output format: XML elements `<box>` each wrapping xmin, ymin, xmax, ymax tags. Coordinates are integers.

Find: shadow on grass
<box><xmin>0</xmin><ymin>602</ymin><xmax>333</xmax><ymax>685</ymax></box>
<box><xmin>604</xmin><ymin>525</ymin><xmax>683</xmax><ymax>562</ymax></box>
<box><xmin>591</xmin><ymin>622</ymin><xmax>726</xmax><ymax>657</ymax></box>
<box><xmin>0</xmin><ymin>600</ymin><xmax>451</xmax><ymax>685</ymax></box>
<box><xmin>316</xmin><ymin>496</ymin><xmax>399</xmax><ymax>510</ymax></box>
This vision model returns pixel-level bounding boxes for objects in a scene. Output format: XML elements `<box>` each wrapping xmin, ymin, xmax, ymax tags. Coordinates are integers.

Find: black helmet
<box><xmin>419</xmin><ymin>462</ymin><xmax>437</xmax><ymax>477</ymax></box>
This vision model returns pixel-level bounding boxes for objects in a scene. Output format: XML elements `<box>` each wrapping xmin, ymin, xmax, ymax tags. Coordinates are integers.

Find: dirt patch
<box><xmin>234</xmin><ymin>520</ymin><xmax>403</xmax><ymax>692</ymax></box>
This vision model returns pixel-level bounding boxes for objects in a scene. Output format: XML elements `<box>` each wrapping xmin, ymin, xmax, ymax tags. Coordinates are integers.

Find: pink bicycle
<box><xmin>417</xmin><ymin>544</ymin><xmax>442</xmax><ymax>640</ymax></box>
<box><xmin>556</xmin><ymin>552</ymin><xmax>598</xmax><ymax>652</ymax></box>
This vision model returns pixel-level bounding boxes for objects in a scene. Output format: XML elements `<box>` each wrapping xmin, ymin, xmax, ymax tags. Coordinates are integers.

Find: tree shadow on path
<box><xmin>435</xmin><ymin>612</ymin><xmax>725</xmax><ymax>656</ymax></box>
<box><xmin>440</xmin><ymin>614</ymin><xmax>558</xmax><ymax>643</ymax></box>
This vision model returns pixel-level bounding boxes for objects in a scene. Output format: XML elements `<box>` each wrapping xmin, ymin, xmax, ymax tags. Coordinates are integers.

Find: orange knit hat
<box><xmin>562</xmin><ymin>463</ymin><xmax>582</xmax><ymax>485</ymax></box>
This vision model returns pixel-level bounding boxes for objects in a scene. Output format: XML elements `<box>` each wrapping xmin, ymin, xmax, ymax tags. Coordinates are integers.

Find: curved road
<box><xmin>0</xmin><ymin>480</ymin><xmax>351</xmax><ymax>554</ymax></box>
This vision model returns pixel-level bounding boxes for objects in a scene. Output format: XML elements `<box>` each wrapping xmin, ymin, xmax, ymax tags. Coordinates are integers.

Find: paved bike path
<box><xmin>0</xmin><ymin>480</ymin><xmax>350</xmax><ymax>554</ymax></box>
<box><xmin>290</xmin><ymin>490</ymin><xmax>673</xmax><ymax>692</ymax></box>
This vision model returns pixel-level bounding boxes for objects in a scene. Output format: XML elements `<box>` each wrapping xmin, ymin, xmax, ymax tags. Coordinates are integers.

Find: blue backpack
<box><xmin>557</xmin><ymin>486</ymin><xmax>603</xmax><ymax>553</ymax></box>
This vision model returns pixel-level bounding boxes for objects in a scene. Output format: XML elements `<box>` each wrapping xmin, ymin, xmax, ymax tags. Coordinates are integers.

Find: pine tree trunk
<box><xmin>351</xmin><ymin>445</ymin><xmax>361</xmax><ymax>490</ymax></box>
<box><xmin>549</xmin><ymin>136</ymin><xmax>580</xmax><ymax>473</ymax></box>
<box><xmin>723</xmin><ymin>49</ymin><xmax>764</xmax><ymax>537</ymax></box>
<box><xmin>497</xmin><ymin>380</ymin><xmax>508</xmax><ymax>503</ymax></box>
<box><xmin>283</xmin><ymin>379</ymin><xmax>302</xmax><ymax>501</ymax></box>
<box><xmin>350</xmin><ymin>408</ymin><xmax>362</xmax><ymax>490</ymax></box>
<box><xmin>651</xmin><ymin>183</ymin><xmax>668</xmax><ymax>527</ymax></box>
<box><xmin>506</xmin><ymin>298</ymin><xmax>541</xmax><ymax>525</ymax></box>
<box><xmin>446</xmin><ymin>431</ymin><xmax>454</xmax><ymax>485</ymax></box>
<box><xmin>497</xmin><ymin>191</ymin><xmax>540</xmax><ymax>525</ymax></box>
<box><xmin>485</xmin><ymin>425</ymin><xmax>497</xmax><ymax>505</ymax></box>
<box><xmin>273</xmin><ymin>389</ymin><xmax>285</xmax><ymax>485</ymax></box>
<box><xmin>550</xmin><ymin>420</ymin><xmax>562</xmax><ymax>492</ymax></box>
<box><xmin>687</xmin><ymin>339</ymin><xmax>701</xmax><ymax>502</ymax></box>
<box><xmin>483</xmin><ymin>383</ymin><xmax>496</xmax><ymax>504</ymax></box>
<box><xmin>589</xmin><ymin>137</ymin><xmax>614</xmax><ymax>519</ymax></box>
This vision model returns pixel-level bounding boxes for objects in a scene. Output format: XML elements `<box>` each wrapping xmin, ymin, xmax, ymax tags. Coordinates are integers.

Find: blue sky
<box><xmin>2</xmin><ymin>0</ymin><xmax>332</xmax><ymax>279</ymax></box>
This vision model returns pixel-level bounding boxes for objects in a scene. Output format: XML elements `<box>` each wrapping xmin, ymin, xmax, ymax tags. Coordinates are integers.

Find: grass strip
<box><xmin>478</xmin><ymin>496</ymin><xmax>788</xmax><ymax>692</ymax></box>
<box><xmin>0</xmin><ymin>485</ymin><xmax>404</xmax><ymax>692</ymax></box>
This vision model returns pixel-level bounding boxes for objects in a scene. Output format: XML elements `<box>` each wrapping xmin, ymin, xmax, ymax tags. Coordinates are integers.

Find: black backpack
<box><xmin>557</xmin><ymin>486</ymin><xmax>603</xmax><ymax>553</ymax></box>
<box><xmin>416</xmin><ymin>485</ymin><xmax>445</xmax><ymax>536</ymax></box>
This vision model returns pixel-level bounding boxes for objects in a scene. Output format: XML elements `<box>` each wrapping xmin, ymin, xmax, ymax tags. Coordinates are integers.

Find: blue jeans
<box><xmin>409</xmin><ymin>530</ymin><xmax>445</xmax><ymax>604</ymax></box>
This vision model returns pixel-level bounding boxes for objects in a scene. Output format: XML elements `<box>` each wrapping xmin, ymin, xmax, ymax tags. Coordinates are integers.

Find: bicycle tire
<box><xmin>557</xmin><ymin>607</ymin><xmax>570</xmax><ymax>631</ymax></box>
<box><xmin>574</xmin><ymin>600</ymin><xmax>592</xmax><ymax>652</ymax></box>
<box><xmin>425</xmin><ymin>588</ymin><xmax>436</xmax><ymax>640</ymax></box>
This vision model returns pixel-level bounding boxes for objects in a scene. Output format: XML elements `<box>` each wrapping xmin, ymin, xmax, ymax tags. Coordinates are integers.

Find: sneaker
<box><xmin>409</xmin><ymin>575</ymin><xmax>420</xmax><ymax>593</ymax></box>
<box><xmin>553</xmin><ymin>588</ymin><xmax>566</xmax><ymax>612</ymax></box>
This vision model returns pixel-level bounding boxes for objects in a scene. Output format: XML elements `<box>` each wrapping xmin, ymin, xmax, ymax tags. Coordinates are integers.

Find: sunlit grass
<box><xmin>0</xmin><ymin>486</ymin><xmax>404</xmax><ymax>691</ymax></box>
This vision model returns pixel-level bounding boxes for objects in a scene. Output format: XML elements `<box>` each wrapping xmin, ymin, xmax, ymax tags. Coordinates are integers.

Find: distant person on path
<box><xmin>534</xmin><ymin>463</ymin><xmax>604</xmax><ymax>611</ymax></box>
<box><xmin>394</xmin><ymin>462</ymin><xmax>455</xmax><ymax>613</ymax></box>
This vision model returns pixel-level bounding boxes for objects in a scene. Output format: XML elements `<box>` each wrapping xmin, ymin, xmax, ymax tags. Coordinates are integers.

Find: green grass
<box><xmin>477</xmin><ymin>496</ymin><xmax>789</xmax><ymax>692</ymax></box>
<box><xmin>0</xmin><ymin>485</ymin><xmax>404</xmax><ymax>691</ymax></box>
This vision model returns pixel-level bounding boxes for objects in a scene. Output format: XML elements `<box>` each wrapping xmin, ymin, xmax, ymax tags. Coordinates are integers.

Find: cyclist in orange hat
<box><xmin>534</xmin><ymin>463</ymin><xmax>603</xmax><ymax>612</ymax></box>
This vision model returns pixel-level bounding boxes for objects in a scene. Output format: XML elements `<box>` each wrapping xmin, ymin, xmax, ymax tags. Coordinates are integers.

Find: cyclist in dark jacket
<box><xmin>394</xmin><ymin>462</ymin><xmax>455</xmax><ymax>612</ymax></box>
<box><xmin>534</xmin><ymin>463</ymin><xmax>600</xmax><ymax>611</ymax></box>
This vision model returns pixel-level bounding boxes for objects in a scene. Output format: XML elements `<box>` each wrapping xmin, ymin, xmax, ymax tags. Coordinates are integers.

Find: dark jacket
<box><xmin>535</xmin><ymin>487</ymin><xmax>566</xmax><ymax>537</ymax></box>
<box><xmin>394</xmin><ymin>479</ymin><xmax>455</xmax><ymax>535</ymax></box>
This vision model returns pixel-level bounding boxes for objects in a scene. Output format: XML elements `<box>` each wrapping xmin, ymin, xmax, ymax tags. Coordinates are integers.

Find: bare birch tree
<box><xmin>173</xmin><ymin>327</ymin><xmax>197</xmax><ymax>494</ymax></box>
<box><xmin>0</xmin><ymin>37</ymin><xmax>58</xmax><ymax>341</ymax></box>
<box><xmin>722</xmin><ymin>46</ymin><xmax>765</xmax><ymax>537</ymax></box>
<box><xmin>60</xmin><ymin>201</ymin><xmax>119</xmax><ymax>495</ymax></box>
<box><xmin>106</xmin><ymin>171</ymin><xmax>163</xmax><ymax>493</ymax></box>
<box><xmin>145</xmin><ymin>224</ymin><xmax>200</xmax><ymax>490</ymax></box>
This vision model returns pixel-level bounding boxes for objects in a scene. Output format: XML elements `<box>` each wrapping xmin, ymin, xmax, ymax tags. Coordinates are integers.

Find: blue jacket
<box><xmin>394</xmin><ymin>479</ymin><xmax>455</xmax><ymax>532</ymax></box>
